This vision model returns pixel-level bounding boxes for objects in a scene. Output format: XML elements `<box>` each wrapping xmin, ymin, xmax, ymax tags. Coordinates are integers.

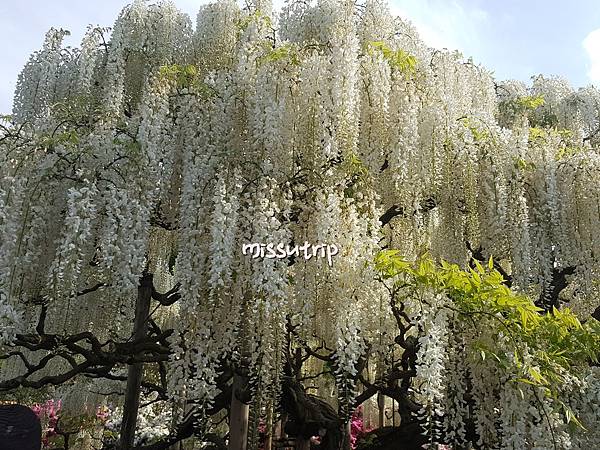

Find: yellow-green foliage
<box><xmin>526</xmin><ymin>126</ymin><xmax>587</xmax><ymax>161</ymax></box>
<box><xmin>345</xmin><ymin>151</ymin><xmax>369</xmax><ymax>178</ymax></box>
<box><xmin>159</xmin><ymin>64</ymin><xmax>197</xmax><ymax>87</ymax></box>
<box><xmin>236</xmin><ymin>9</ymin><xmax>272</xmax><ymax>33</ymax></box>
<box><xmin>158</xmin><ymin>64</ymin><xmax>216</xmax><ymax>98</ymax></box>
<box><xmin>258</xmin><ymin>43</ymin><xmax>301</xmax><ymax>66</ymax></box>
<box><xmin>40</xmin><ymin>130</ymin><xmax>79</xmax><ymax>149</ymax></box>
<box><xmin>459</xmin><ymin>117</ymin><xmax>490</xmax><ymax>142</ymax></box>
<box><xmin>367</xmin><ymin>41</ymin><xmax>417</xmax><ymax>76</ymax></box>
<box><xmin>513</xmin><ymin>157</ymin><xmax>536</xmax><ymax>172</ymax></box>
<box><xmin>342</xmin><ymin>151</ymin><xmax>370</xmax><ymax>199</ymax></box>
<box><xmin>374</xmin><ymin>250</ymin><xmax>600</xmax><ymax>427</ymax></box>
<box><xmin>497</xmin><ymin>95</ymin><xmax>546</xmax><ymax>128</ymax></box>
<box><xmin>516</xmin><ymin>95</ymin><xmax>545</xmax><ymax>110</ymax></box>
<box><xmin>555</xmin><ymin>145</ymin><xmax>587</xmax><ymax>160</ymax></box>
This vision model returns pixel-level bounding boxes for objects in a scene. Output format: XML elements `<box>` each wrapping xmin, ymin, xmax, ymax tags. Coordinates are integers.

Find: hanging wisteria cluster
<box><xmin>1</xmin><ymin>0</ymin><xmax>600</xmax><ymax>448</ymax></box>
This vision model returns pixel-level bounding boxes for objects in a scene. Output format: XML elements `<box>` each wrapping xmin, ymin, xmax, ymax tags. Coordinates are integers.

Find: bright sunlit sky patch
<box><xmin>1</xmin><ymin>0</ymin><xmax>600</xmax><ymax>113</ymax></box>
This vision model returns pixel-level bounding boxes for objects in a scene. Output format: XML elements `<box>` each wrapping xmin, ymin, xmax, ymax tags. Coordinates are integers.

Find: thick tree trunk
<box><xmin>228</xmin><ymin>373</ymin><xmax>250</xmax><ymax>450</ymax></box>
<box><xmin>118</xmin><ymin>272</ymin><xmax>153</xmax><ymax>450</ymax></box>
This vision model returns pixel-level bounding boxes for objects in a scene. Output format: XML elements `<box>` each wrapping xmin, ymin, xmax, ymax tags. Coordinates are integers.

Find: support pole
<box><xmin>118</xmin><ymin>271</ymin><xmax>153</xmax><ymax>450</ymax></box>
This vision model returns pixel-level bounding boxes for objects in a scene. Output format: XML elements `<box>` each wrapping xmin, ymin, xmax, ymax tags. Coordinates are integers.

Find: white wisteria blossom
<box><xmin>1</xmin><ymin>1</ymin><xmax>600</xmax><ymax>449</ymax></box>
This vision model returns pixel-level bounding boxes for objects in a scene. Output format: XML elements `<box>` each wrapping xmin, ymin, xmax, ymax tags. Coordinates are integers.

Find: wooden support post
<box><xmin>118</xmin><ymin>271</ymin><xmax>153</xmax><ymax>450</ymax></box>
<box><xmin>228</xmin><ymin>372</ymin><xmax>250</xmax><ymax>450</ymax></box>
<box><xmin>378</xmin><ymin>392</ymin><xmax>385</xmax><ymax>428</ymax></box>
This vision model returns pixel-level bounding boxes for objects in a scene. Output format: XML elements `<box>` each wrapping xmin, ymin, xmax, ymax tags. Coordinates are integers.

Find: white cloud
<box><xmin>390</xmin><ymin>0</ymin><xmax>488</xmax><ymax>56</ymax></box>
<box><xmin>583</xmin><ymin>28</ymin><xmax>600</xmax><ymax>84</ymax></box>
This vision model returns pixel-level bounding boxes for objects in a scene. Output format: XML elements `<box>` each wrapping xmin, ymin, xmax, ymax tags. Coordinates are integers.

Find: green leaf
<box><xmin>560</xmin><ymin>401</ymin><xmax>587</xmax><ymax>431</ymax></box>
<box><xmin>368</xmin><ymin>41</ymin><xmax>417</xmax><ymax>75</ymax></box>
<box><xmin>527</xmin><ymin>367</ymin><xmax>548</xmax><ymax>385</ymax></box>
<box><xmin>516</xmin><ymin>95</ymin><xmax>545</xmax><ymax>110</ymax></box>
<box><xmin>515</xmin><ymin>377</ymin><xmax>537</xmax><ymax>385</ymax></box>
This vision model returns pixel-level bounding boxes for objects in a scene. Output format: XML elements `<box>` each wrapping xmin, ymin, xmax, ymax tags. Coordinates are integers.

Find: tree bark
<box><xmin>228</xmin><ymin>372</ymin><xmax>250</xmax><ymax>450</ymax></box>
<box><xmin>118</xmin><ymin>272</ymin><xmax>153</xmax><ymax>449</ymax></box>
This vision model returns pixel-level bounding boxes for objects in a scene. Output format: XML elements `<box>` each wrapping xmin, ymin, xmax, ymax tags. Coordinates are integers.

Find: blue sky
<box><xmin>1</xmin><ymin>0</ymin><xmax>600</xmax><ymax>114</ymax></box>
